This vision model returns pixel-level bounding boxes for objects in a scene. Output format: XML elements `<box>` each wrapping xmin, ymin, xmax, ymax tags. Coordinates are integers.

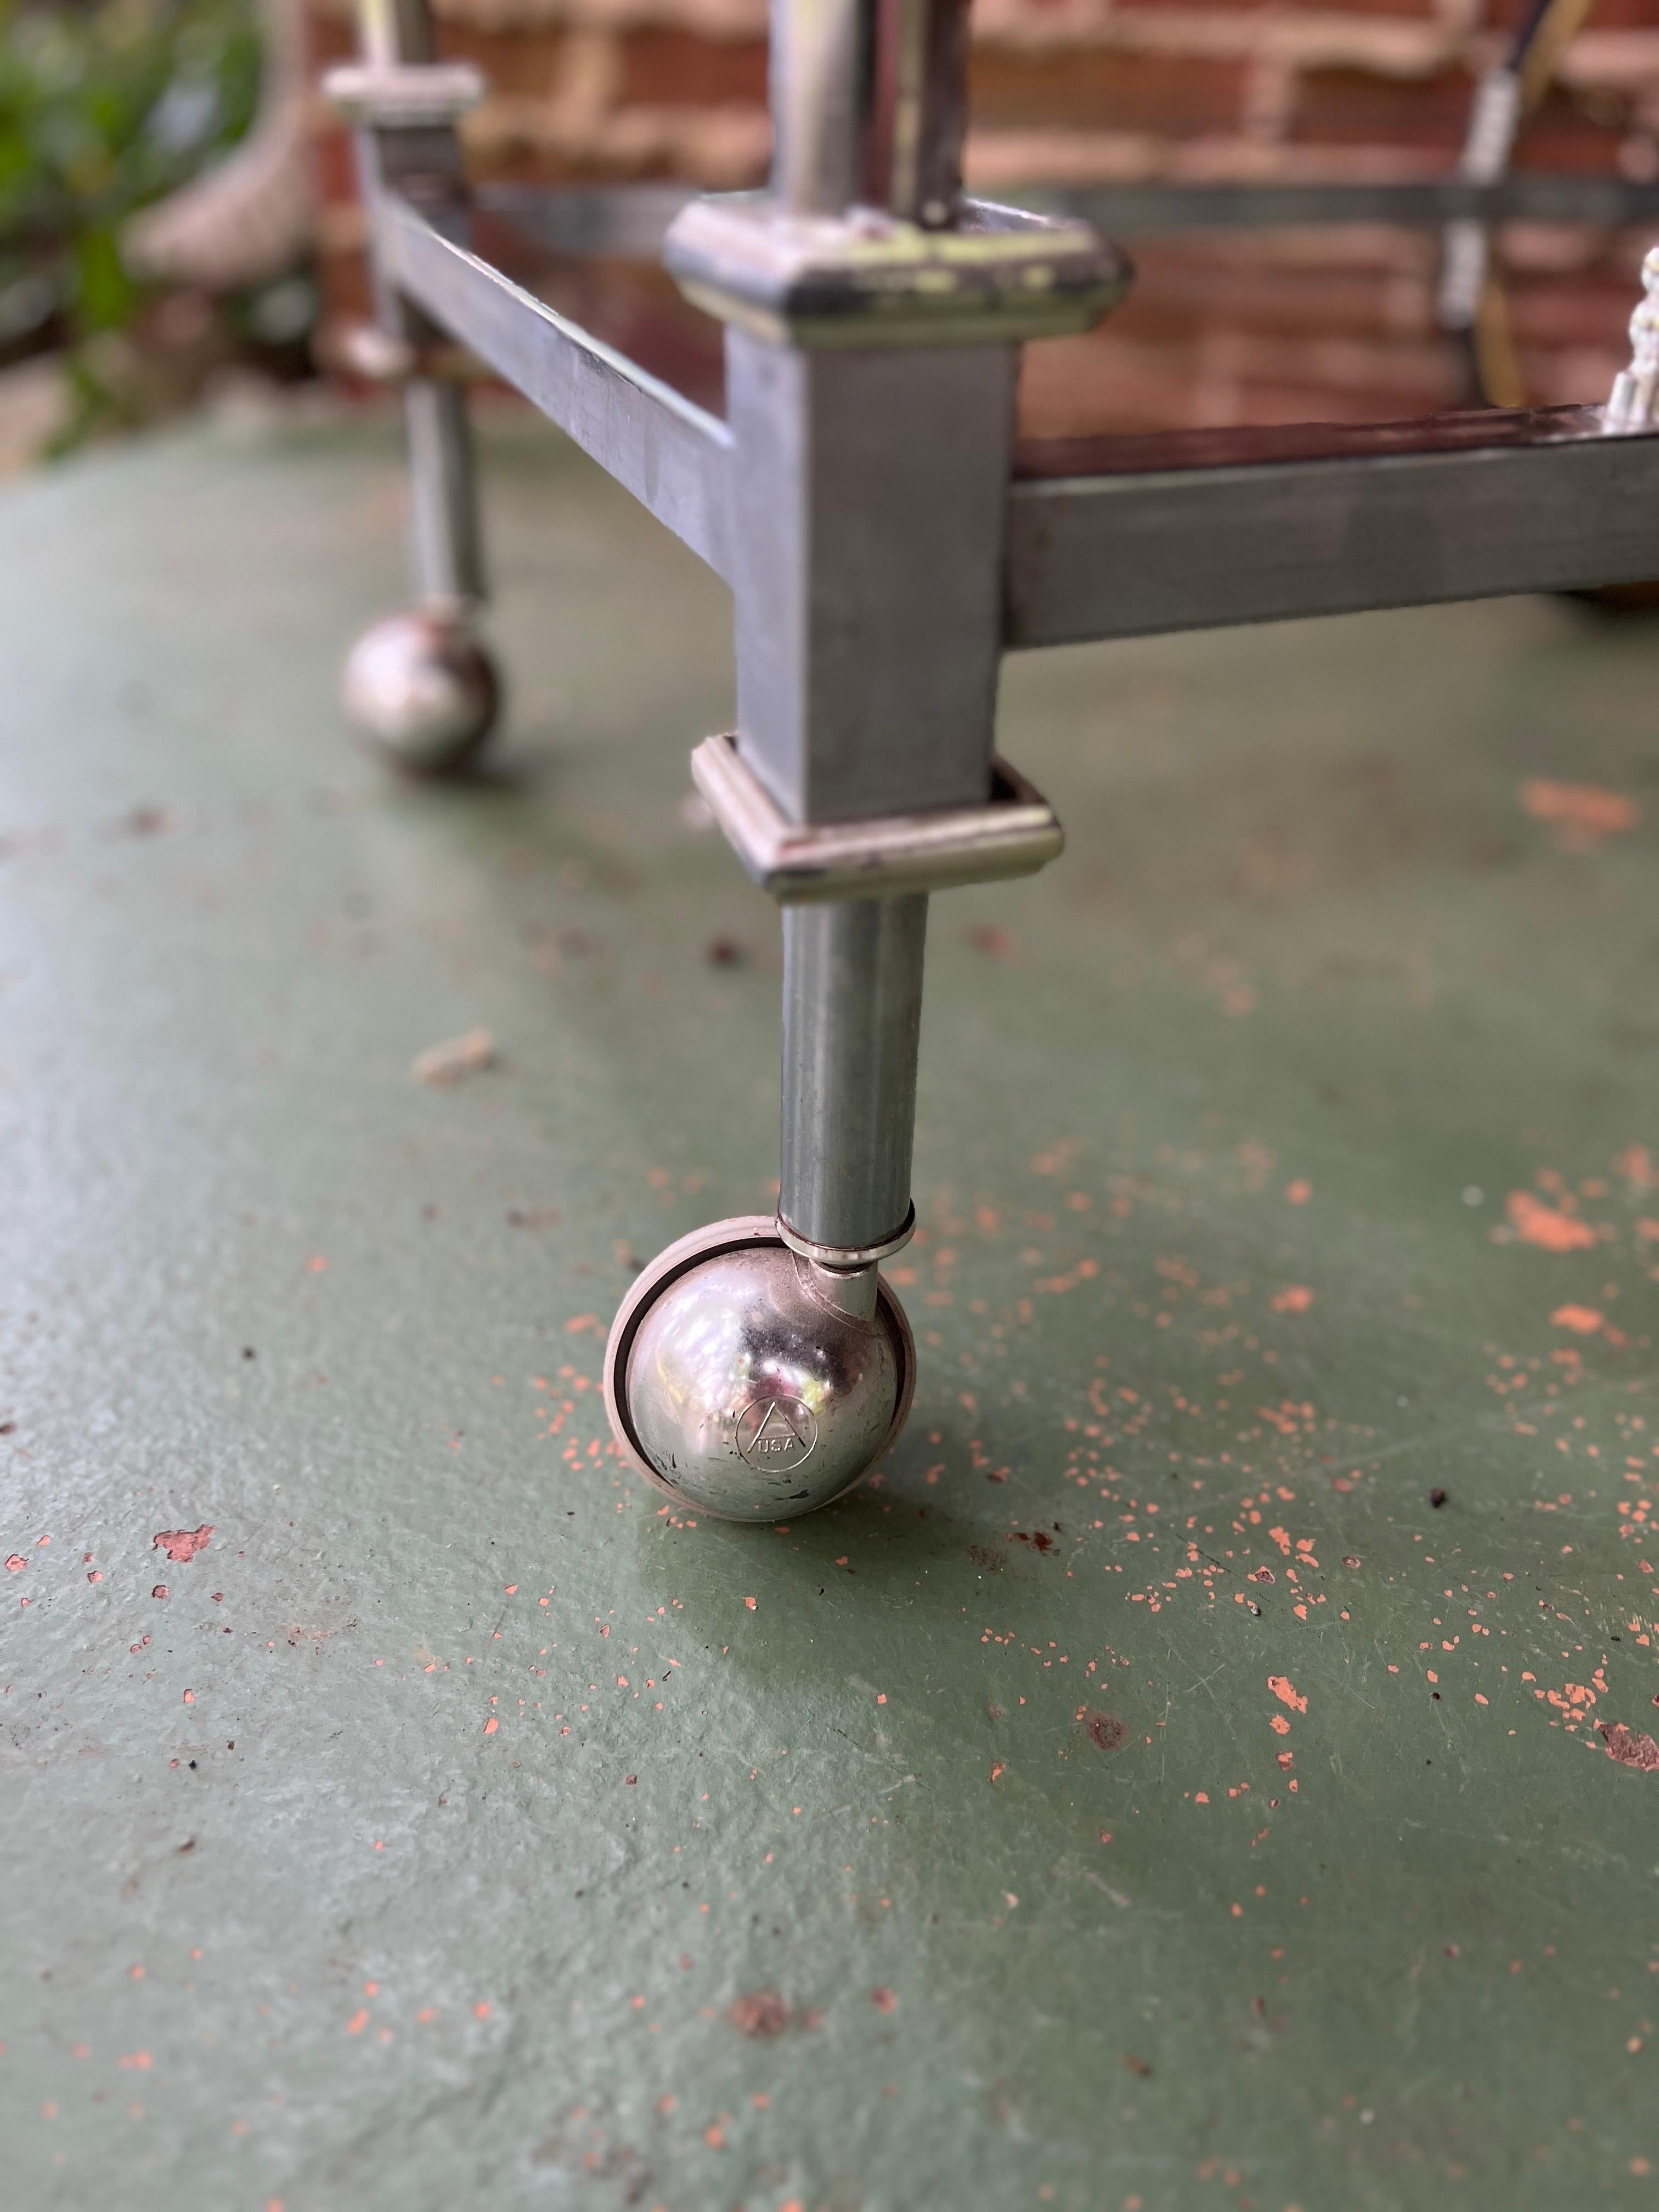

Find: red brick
<box><xmin>1019</xmin><ymin>333</ymin><xmax>1209</xmax><ymax>438</ymax></box>
<box><xmin>617</xmin><ymin>30</ymin><xmax>769</xmax><ymax>109</ymax></box>
<box><xmin>314</xmin><ymin>123</ymin><xmax>359</xmax><ymax>208</ymax></box>
<box><xmin>1577</xmin><ymin>0</ymin><xmax>1659</xmax><ymax>22</ymax></box>
<box><xmin>1018</xmin><ymin>320</ymin><xmax>1462</xmax><ymax>437</ymax></box>
<box><xmin>1502</xmin><ymin>268</ymin><xmax>1645</xmax><ymax>352</ymax></box>
<box><xmin>1513</xmin><ymin>90</ymin><xmax>1637</xmax><ymax>174</ymax></box>
<box><xmin>301</xmin><ymin>0</ymin><xmax>1644</xmax><ymax>431</ymax></box>
<box><xmin>1113</xmin><ymin>0</ymin><xmax>1438</xmax><ymax>14</ymax></box>
<box><xmin>428</xmin><ymin>26</ymin><xmax>572</xmax><ymax>98</ymax></box>
<box><xmin>309</xmin><ymin>10</ymin><xmax>353</xmax><ymax>66</ymax></box>
<box><xmin>968</xmin><ymin>49</ymin><xmax>1250</xmax><ymax>137</ymax></box>
<box><xmin>1287</xmin><ymin>65</ymin><xmax>1474</xmax><ymax>152</ymax></box>
<box><xmin>1126</xmin><ymin>252</ymin><xmax>1434</xmax><ymax>348</ymax></box>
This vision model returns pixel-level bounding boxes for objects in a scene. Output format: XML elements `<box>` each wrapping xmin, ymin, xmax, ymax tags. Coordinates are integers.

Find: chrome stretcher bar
<box><xmin>377</xmin><ymin>191</ymin><xmax>735</xmax><ymax>582</ymax></box>
<box><xmin>381</xmin><ymin>187</ymin><xmax>1659</xmax><ymax>647</ymax></box>
<box><xmin>1005</xmin><ymin>409</ymin><xmax>1659</xmax><ymax>647</ymax></box>
<box><xmin>475</xmin><ymin>173</ymin><xmax>1659</xmax><ymax>256</ymax></box>
<box><xmin>1025</xmin><ymin>174</ymin><xmax>1659</xmax><ymax>233</ymax></box>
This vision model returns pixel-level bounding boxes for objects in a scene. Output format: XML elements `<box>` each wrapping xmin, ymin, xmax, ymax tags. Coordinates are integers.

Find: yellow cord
<box><xmin>1518</xmin><ymin>0</ymin><xmax>1595</xmax><ymax>114</ymax></box>
<box><xmin>1474</xmin><ymin>0</ymin><xmax>1597</xmax><ymax>405</ymax></box>
<box><xmin>1474</xmin><ymin>276</ymin><xmax>1527</xmax><ymax>409</ymax></box>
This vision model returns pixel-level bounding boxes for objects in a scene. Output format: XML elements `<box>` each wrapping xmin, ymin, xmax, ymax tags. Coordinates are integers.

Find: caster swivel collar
<box><xmin>604</xmin><ymin>1218</ymin><xmax>915</xmax><ymax>1523</ymax></box>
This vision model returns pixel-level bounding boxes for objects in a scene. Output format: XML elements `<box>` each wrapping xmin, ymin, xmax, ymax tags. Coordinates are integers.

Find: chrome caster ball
<box><xmin>604</xmin><ymin>1217</ymin><xmax>915</xmax><ymax>1522</ymax></box>
<box><xmin>341</xmin><ymin>605</ymin><xmax>500</xmax><ymax>774</ymax></box>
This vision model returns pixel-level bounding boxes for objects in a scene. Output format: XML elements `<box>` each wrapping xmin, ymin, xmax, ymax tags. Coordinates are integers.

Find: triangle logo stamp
<box><xmin>736</xmin><ymin>1395</ymin><xmax>819</xmax><ymax>1472</ymax></box>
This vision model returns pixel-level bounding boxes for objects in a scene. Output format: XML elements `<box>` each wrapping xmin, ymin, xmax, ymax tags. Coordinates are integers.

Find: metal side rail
<box><xmin>1003</xmin><ymin>406</ymin><xmax>1659</xmax><ymax>648</ymax></box>
<box><xmin>1019</xmin><ymin>174</ymin><xmax>1659</xmax><ymax>234</ymax></box>
<box><xmin>469</xmin><ymin>175</ymin><xmax>1659</xmax><ymax>261</ymax></box>
<box><xmin>377</xmin><ymin>191</ymin><xmax>735</xmax><ymax>583</ymax></box>
<box><xmin>475</xmin><ymin>181</ymin><xmax>695</xmax><ymax>258</ymax></box>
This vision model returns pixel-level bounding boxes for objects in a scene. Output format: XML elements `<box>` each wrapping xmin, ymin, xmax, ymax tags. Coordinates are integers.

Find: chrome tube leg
<box><xmin>780</xmin><ymin>895</ymin><xmax>927</xmax><ymax>1259</ymax></box>
<box><xmin>602</xmin><ymin>889</ymin><xmax>930</xmax><ymax>1524</ymax></box>
<box><xmin>603</xmin><ymin>5</ymin><xmax>984</xmax><ymax>1520</ymax></box>
<box><xmin>336</xmin><ymin>0</ymin><xmax>501</xmax><ymax>774</ymax></box>
<box><xmin>405</xmin><ymin>376</ymin><xmax>486</xmax><ymax>608</ymax></box>
<box><xmin>602</xmin><ymin>895</ymin><xmax>929</xmax><ymax>1527</ymax></box>
<box><xmin>603</xmin><ymin>0</ymin><xmax>1105</xmax><ymax>1519</ymax></box>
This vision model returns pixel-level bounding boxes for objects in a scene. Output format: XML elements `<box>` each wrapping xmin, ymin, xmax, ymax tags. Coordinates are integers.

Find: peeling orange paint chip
<box><xmin>1267</xmin><ymin>1674</ymin><xmax>1307</xmax><ymax>1714</ymax></box>
<box><xmin>153</xmin><ymin>1525</ymin><xmax>213</xmax><ymax>1563</ymax></box>
<box><xmin>1598</xmin><ymin>1723</ymin><xmax>1659</xmax><ymax>1771</ymax></box>
<box><xmin>1519</xmin><ymin>777</ymin><xmax>1640</xmax><ymax>849</ymax></box>
<box><xmin>1506</xmin><ymin>1192</ymin><xmax>1598</xmax><ymax>1252</ymax></box>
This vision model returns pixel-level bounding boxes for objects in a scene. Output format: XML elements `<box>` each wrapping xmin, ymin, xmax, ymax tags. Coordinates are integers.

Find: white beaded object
<box><xmin>1607</xmin><ymin>246</ymin><xmax>1659</xmax><ymax>431</ymax></box>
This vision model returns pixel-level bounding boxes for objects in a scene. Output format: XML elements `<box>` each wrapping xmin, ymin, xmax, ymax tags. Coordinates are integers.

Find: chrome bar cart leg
<box><xmin>778</xmin><ymin>895</ymin><xmax>928</xmax><ymax>1262</ymax></box>
<box><xmin>404</xmin><ymin>377</ymin><xmax>485</xmax><ymax>610</ymax></box>
<box><xmin>334</xmin><ymin>0</ymin><xmax>500</xmax><ymax>774</ymax></box>
<box><xmin>603</xmin><ymin>0</ymin><xmax>1120</xmax><ymax>1518</ymax></box>
<box><xmin>603</xmin><ymin>895</ymin><xmax>926</xmax><ymax>1524</ymax></box>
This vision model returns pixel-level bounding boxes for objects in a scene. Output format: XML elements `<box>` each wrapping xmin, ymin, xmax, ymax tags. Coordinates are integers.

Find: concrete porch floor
<box><xmin>3</xmin><ymin>409</ymin><xmax>1658</xmax><ymax>2211</ymax></box>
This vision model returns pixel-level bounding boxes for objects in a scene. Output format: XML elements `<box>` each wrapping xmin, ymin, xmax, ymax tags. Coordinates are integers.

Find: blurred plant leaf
<box><xmin>0</xmin><ymin>0</ymin><xmax>263</xmax><ymax>445</ymax></box>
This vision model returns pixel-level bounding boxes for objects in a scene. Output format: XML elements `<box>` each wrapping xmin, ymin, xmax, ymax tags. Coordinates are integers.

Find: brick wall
<box><xmin>308</xmin><ymin>0</ymin><xmax>1659</xmax><ymax>433</ymax></box>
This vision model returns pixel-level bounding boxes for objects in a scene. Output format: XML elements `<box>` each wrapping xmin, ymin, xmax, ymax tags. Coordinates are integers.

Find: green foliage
<box><xmin>0</xmin><ymin>0</ymin><xmax>262</xmax><ymax>441</ymax></box>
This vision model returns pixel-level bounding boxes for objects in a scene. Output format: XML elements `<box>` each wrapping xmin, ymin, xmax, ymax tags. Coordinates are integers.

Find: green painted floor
<box><xmin>4</xmin><ymin>409</ymin><xmax>1659</xmax><ymax>2212</ymax></box>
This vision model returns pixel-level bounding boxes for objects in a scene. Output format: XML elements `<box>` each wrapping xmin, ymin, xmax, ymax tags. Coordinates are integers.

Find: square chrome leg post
<box><xmin>328</xmin><ymin>1</ymin><xmax>500</xmax><ymax>774</ymax></box>
<box><xmin>603</xmin><ymin>0</ymin><xmax>1126</xmax><ymax>1519</ymax></box>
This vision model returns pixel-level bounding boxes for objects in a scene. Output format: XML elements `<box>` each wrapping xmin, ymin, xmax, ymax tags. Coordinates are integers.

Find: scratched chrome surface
<box><xmin>341</xmin><ymin>606</ymin><xmax>499</xmax><ymax>774</ymax></box>
<box><xmin>619</xmin><ymin>1240</ymin><xmax>907</xmax><ymax>1521</ymax></box>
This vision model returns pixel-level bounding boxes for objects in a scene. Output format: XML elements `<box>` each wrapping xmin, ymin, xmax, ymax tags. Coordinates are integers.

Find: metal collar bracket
<box><xmin>664</xmin><ymin>194</ymin><xmax>1131</xmax><ymax>349</ymax></box>
<box><xmin>324</xmin><ymin>61</ymin><xmax>485</xmax><ymax>128</ymax></box>
<box><xmin>691</xmin><ymin>733</ymin><xmax>1063</xmax><ymax>902</ymax></box>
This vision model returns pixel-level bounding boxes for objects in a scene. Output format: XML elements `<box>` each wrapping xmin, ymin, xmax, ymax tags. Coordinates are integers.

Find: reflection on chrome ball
<box><xmin>604</xmin><ymin>1218</ymin><xmax>913</xmax><ymax>1522</ymax></box>
<box><xmin>341</xmin><ymin>606</ymin><xmax>499</xmax><ymax>774</ymax></box>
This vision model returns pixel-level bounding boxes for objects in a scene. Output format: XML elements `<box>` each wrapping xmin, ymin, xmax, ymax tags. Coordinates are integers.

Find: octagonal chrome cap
<box><xmin>603</xmin><ymin>1217</ymin><xmax>915</xmax><ymax>1522</ymax></box>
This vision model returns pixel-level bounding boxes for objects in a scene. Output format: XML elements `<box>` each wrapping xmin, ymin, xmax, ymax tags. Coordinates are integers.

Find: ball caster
<box><xmin>604</xmin><ymin>1217</ymin><xmax>915</xmax><ymax>1522</ymax></box>
<box><xmin>341</xmin><ymin>603</ymin><xmax>500</xmax><ymax>775</ymax></box>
